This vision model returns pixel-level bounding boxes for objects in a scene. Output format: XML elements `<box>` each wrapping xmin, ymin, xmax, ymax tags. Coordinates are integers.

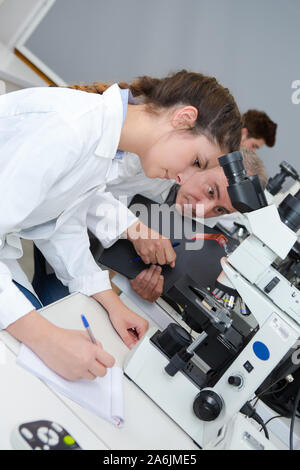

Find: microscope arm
<box><xmin>220</xmin><ymin>257</ymin><xmax>293</xmax><ymax>328</ymax></box>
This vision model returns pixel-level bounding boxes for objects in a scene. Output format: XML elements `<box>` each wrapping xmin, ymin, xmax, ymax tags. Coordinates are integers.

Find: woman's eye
<box><xmin>208</xmin><ymin>186</ymin><xmax>214</xmax><ymax>196</ymax></box>
<box><xmin>194</xmin><ymin>158</ymin><xmax>201</xmax><ymax>168</ymax></box>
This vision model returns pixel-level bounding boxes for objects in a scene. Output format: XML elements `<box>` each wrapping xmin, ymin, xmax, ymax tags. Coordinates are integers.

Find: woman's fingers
<box><xmin>95</xmin><ymin>345</ymin><xmax>115</xmax><ymax>369</ymax></box>
<box><xmin>82</xmin><ymin>370</ymin><xmax>97</xmax><ymax>380</ymax></box>
<box><xmin>131</xmin><ymin>223</ymin><xmax>176</xmax><ymax>267</ymax></box>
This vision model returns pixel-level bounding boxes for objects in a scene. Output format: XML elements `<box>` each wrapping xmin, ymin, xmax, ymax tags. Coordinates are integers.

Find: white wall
<box><xmin>0</xmin><ymin>0</ymin><xmax>42</xmax><ymax>48</ymax></box>
<box><xmin>20</xmin><ymin>0</ymin><xmax>300</xmax><ymax>178</ymax></box>
<box><xmin>0</xmin><ymin>0</ymin><xmax>49</xmax><ymax>88</ymax></box>
<box><xmin>0</xmin><ymin>79</ymin><xmax>21</xmax><ymax>93</ymax></box>
<box><xmin>1</xmin><ymin>0</ymin><xmax>300</xmax><ymax>177</ymax></box>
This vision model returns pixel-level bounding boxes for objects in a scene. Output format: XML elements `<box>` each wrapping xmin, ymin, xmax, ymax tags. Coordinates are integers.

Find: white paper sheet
<box><xmin>17</xmin><ymin>344</ymin><xmax>124</xmax><ymax>427</ymax></box>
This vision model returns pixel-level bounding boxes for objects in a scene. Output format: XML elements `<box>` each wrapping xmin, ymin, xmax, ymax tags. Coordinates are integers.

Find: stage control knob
<box><xmin>193</xmin><ymin>390</ymin><xmax>223</xmax><ymax>421</ymax></box>
<box><xmin>228</xmin><ymin>375</ymin><xmax>242</xmax><ymax>387</ymax></box>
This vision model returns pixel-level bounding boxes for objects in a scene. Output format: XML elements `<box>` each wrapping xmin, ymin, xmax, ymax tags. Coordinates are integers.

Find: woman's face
<box><xmin>140</xmin><ymin>131</ymin><xmax>224</xmax><ymax>185</ymax></box>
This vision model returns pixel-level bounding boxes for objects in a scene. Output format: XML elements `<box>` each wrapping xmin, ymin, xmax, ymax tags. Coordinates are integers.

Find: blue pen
<box><xmin>130</xmin><ymin>242</ymin><xmax>181</xmax><ymax>262</ymax></box>
<box><xmin>81</xmin><ymin>314</ymin><xmax>97</xmax><ymax>344</ymax></box>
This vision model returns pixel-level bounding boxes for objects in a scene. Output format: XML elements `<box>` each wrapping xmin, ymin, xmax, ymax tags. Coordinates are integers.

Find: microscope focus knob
<box><xmin>228</xmin><ymin>375</ymin><xmax>242</xmax><ymax>387</ymax></box>
<box><xmin>193</xmin><ymin>390</ymin><xmax>223</xmax><ymax>422</ymax></box>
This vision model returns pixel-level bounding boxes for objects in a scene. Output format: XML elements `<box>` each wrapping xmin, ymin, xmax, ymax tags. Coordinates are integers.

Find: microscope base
<box><xmin>124</xmin><ymin>329</ymin><xmax>206</xmax><ymax>447</ymax></box>
<box><xmin>125</xmin><ymin>310</ymin><xmax>298</xmax><ymax>448</ymax></box>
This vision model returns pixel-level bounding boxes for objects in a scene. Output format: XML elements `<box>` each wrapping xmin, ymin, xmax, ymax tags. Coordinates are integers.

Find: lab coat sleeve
<box><xmin>0</xmin><ymin>262</ymin><xmax>36</xmax><ymax>329</ymax></box>
<box><xmin>0</xmin><ymin>112</ymin><xmax>84</xmax><ymax>235</ymax></box>
<box><xmin>86</xmin><ymin>189</ymin><xmax>138</xmax><ymax>248</ymax></box>
<box><xmin>34</xmin><ymin>204</ymin><xmax>113</xmax><ymax>296</ymax></box>
<box><xmin>0</xmin><ymin>112</ymin><xmax>84</xmax><ymax>328</ymax></box>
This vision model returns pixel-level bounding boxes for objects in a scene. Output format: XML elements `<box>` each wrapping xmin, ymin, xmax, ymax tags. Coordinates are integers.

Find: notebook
<box><xmin>17</xmin><ymin>344</ymin><xmax>124</xmax><ymax>427</ymax></box>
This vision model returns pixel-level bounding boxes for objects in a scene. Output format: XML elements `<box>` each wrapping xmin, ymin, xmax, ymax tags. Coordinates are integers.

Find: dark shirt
<box><xmin>164</xmin><ymin>184</ymin><xmax>180</xmax><ymax>206</ymax></box>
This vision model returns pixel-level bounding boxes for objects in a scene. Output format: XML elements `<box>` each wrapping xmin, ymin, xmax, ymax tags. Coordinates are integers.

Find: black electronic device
<box><xmin>11</xmin><ymin>420</ymin><xmax>81</xmax><ymax>450</ymax></box>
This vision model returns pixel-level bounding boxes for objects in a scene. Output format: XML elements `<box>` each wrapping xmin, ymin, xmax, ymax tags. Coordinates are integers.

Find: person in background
<box><xmin>241</xmin><ymin>109</ymin><xmax>277</xmax><ymax>151</ymax></box>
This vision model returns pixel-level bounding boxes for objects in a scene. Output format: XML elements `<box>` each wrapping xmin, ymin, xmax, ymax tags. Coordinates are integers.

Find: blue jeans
<box><xmin>32</xmin><ymin>246</ymin><xmax>69</xmax><ymax>306</ymax></box>
<box><xmin>13</xmin><ymin>280</ymin><xmax>43</xmax><ymax>310</ymax></box>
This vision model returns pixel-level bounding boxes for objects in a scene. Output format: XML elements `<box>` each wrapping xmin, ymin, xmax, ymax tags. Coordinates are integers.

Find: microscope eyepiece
<box><xmin>280</xmin><ymin>161</ymin><xmax>299</xmax><ymax>181</ymax></box>
<box><xmin>218</xmin><ymin>151</ymin><xmax>267</xmax><ymax>213</ymax></box>
<box><xmin>267</xmin><ymin>161</ymin><xmax>300</xmax><ymax>196</ymax></box>
<box><xmin>218</xmin><ymin>151</ymin><xmax>247</xmax><ymax>185</ymax></box>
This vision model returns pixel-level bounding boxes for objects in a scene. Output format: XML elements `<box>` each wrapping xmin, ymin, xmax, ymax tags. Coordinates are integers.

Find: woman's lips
<box><xmin>164</xmin><ymin>171</ymin><xmax>181</xmax><ymax>184</ymax></box>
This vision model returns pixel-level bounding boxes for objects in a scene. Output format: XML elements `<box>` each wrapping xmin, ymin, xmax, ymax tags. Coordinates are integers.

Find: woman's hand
<box><xmin>130</xmin><ymin>265</ymin><xmax>164</xmax><ymax>302</ymax></box>
<box><xmin>108</xmin><ymin>306</ymin><xmax>149</xmax><ymax>349</ymax></box>
<box><xmin>7</xmin><ymin>310</ymin><xmax>115</xmax><ymax>381</ymax></box>
<box><xmin>93</xmin><ymin>290</ymin><xmax>149</xmax><ymax>349</ymax></box>
<box><xmin>36</xmin><ymin>328</ymin><xmax>115</xmax><ymax>381</ymax></box>
<box><xmin>125</xmin><ymin>221</ymin><xmax>176</xmax><ymax>267</ymax></box>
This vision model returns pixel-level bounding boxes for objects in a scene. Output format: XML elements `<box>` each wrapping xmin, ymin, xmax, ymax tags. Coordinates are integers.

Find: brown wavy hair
<box><xmin>68</xmin><ymin>70</ymin><xmax>242</xmax><ymax>152</ymax></box>
<box><xmin>242</xmin><ymin>109</ymin><xmax>277</xmax><ymax>147</ymax></box>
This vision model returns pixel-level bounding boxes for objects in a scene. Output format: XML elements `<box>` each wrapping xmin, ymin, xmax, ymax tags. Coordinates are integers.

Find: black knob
<box><xmin>193</xmin><ymin>390</ymin><xmax>223</xmax><ymax>421</ymax></box>
<box><xmin>228</xmin><ymin>375</ymin><xmax>242</xmax><ymax>387</ymax></box>
<box><xmin>165</xmin><ymin>348</ymin><xmax>193</xmax><ymax>377</ymax></box>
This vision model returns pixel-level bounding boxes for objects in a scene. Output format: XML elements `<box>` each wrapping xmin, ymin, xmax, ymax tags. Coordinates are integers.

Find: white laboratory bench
<box><xmin>0</xmin><ymin>289</ymin><xmax>296</xmax><ymax>450</ymax></box>
<box><xmin>0</xmin><ymin>293</ymin><xmax>198</xmax><ymax>451</ymax></box>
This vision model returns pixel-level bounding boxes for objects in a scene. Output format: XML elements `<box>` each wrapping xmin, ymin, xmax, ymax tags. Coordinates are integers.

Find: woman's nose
<box><xmin>176</xmin><ymin>167</ymin><xmax>199</xmax><ymax>185</ymax></box>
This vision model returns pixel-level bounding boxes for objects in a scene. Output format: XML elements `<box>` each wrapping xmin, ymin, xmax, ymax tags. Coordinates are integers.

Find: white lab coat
<box><xmin>0</xmin><ymin>84</ymin><xmax>138</xmax><ymax>329</ymax></box>
<box><xmin>106</xmin><ymin>152</ymin><xmax>175</xmax><ymax>203</ymax></box>
<box><xmin>87</xmin><ymin>152</ymin><xmax>175</xmax><ymax>238</ymax></box>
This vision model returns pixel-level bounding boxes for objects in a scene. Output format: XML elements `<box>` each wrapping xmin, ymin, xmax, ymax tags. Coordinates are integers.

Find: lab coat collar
<box><xmin>94</xmin><ymin>84</ymin><xmax>123</xmax><ymax>160</ymax></box>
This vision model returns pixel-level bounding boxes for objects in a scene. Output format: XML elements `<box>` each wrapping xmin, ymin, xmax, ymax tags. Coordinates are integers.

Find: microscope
<box><xmin>124</xmin><ymin>151</ymin><xmax>300</xmax><ymax>449</ymax></box>
<box><xmin>274</xmin><ymin>189</ymin><xmax>300</xmax><ymax>289</ymax></box>
<box><xmin>266</xmin><ymin>160</ymin><xmax>300</xmax><ymax>201</ymax></box>
<box><xmin>219</xmin><ymin>160</ymin><xmax>300</xmax><ymax>244</ymax></box>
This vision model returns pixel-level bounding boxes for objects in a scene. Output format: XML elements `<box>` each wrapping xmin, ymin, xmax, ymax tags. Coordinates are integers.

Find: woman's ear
<box><xmin>172</xmin><ymin>106</ymin><xmax>198</xmax><ymax>129</ymax></box>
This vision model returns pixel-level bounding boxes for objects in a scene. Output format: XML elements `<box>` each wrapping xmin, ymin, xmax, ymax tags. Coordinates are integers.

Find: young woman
<box><xmin>0</xmin><ymin>70</ymin><xmax>242</xmax><ymax>381</ymax></box>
